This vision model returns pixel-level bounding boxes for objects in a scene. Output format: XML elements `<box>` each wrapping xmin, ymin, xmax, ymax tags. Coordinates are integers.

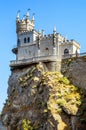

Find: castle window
<box><xmin>64</xmin><ymin>48</ymin><xmax>69</xmax><ymax>55</ymax></box>
<box><xmin>24</xmin><ymin>38</ymin><xmax>26</xmax><ymax>43</ymax></box>
<box><xmin>17</xmin><ymin>39</ymin><xmax>20</xmax><ymax>46</ymax></box>
<box><xmin>28</xmin><ymin>37</ymin><xmax>30</xmax><ymax>43</ymax></box>
<box><xmin>45</xmin><ymin>48</ymin><xmax>49</xmax><ymax>55</ymax></box>
<box><xmin>45</xmin><ymin>48</ymin><xmax>49</xmax><ymax>50</ymax></box>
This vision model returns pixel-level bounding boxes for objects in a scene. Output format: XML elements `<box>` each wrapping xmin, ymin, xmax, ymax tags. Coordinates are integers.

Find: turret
<box><xmin>16</xmin><ymin>10</ymin><xmax>20</xmax><ymax>22</ymax></box>
<box><xmin>26</xmin><ymin>9</ymin><xmax>30</xmax><ymax>19</ymax></box>
<box><xmin>31</xmin><ymin>13</ymin><xmax>35</xmax><ymax>24</ymax></box>
<box><xmin>16</xmin><ymin>10</ymin><xmax>35</xmax><ymax>34</ymax></box>
<box><xmin>53</xmin><ymin>26</ymin><xmax>56</xmax><ymax>34</ymax></box>
<box><xmin>53</xmin><ymin>26</ymin><xmax>56</xmax><ymax>47</ymax></box>
<box><xmin>38</xmin><ymin>30</ymin><xmax>41</xmax><ymax>49</ymax></box>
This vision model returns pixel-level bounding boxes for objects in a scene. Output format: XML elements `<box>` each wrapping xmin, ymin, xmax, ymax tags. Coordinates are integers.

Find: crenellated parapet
<box><xmin>16</xmin><ymin>10</ymin><xmax>35</xmax><ymax>34</ymax></box>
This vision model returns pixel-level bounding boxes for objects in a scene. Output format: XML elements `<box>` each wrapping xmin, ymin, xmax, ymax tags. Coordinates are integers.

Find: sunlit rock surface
<box><xmin>1</xmin><ymin>63</ymin><xmax>86</xmax><ymax>130</ymax></box>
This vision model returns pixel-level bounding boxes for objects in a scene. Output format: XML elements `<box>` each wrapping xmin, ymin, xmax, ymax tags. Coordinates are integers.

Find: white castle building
<box><xmin>10</xmin><ymin>10</ymin><xmax>80</xmax><ymax>68</ymax></box>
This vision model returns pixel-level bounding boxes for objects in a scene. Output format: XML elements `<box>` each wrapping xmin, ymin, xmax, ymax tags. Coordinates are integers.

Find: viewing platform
<box><xmin>10</xmin><ymin>54</ymin><xmax>60</xmax><ymax>68</ymax></box>
<box><xmin>10</xmin><ymin>52</ymin><xmax>86</xmax><ymax>69</ymax></box>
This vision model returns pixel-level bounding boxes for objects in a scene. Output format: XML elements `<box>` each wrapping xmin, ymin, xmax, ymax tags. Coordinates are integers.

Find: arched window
<box><xmin>28</xmin><ymin>37</ymin><xmax>30</xmax><ymax>43</ymax></box>
<box><xmin>24</xmin><ymin>38</ymin><xmax>26</xmax><ymax>43</ymax></box>
<box><xmin>17</xmin><ymin>39</ymin><xmax>20</xmax><ymax>46</ymax></box>
<box><xmin>45</xmin><ymin>48</ymin><xmax>49</xmax><ymax>50</ymax></box>
<box><xmin>64</xmin><ymin>48</ymin><xmax>69</xmax><ymax>55</ymax></box>
<box><xmin>45</xmin><ymin>48</ymin><xmax>49</xmax><ymax>55</ymax></box>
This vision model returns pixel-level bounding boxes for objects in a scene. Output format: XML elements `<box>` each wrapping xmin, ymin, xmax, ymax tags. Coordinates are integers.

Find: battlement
<box><xmin>40</xmin><ymin>34</ymin><xmax>53</xmax><ymax>40</ymax></box>
<box><xmin>16</xmin><ymin>10</ymin><xmax>35</xmax><ymax>34</ymax></box>
<box><xmin>40</xmin><ymin>33</ymin><xmax>65</xmax><ymax>41</ymax></box>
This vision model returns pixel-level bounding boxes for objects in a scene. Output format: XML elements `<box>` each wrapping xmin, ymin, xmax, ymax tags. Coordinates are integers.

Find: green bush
<box><xmin>22</xmin><ymin>119</ymin><xmax>33</xmax><ymax>130</ymax></box>
<box><xmin>59</xmin><ymin>77</ymin><xmax>70</xmax><ymax>85</ymax></box>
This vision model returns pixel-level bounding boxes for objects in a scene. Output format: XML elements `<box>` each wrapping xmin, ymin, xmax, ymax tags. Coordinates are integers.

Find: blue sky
<box><xmin>0</xmin><ymin>0</ymin><xmax>86</xmax><ymax>112</ymax></box>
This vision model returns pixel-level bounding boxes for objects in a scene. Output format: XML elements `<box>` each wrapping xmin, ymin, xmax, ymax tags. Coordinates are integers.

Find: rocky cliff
<box><xmin>61</xmin><ymin>56</ymin><xmax>86</xmax><ymax>89</ymax></box>
<box><xmin>1</xmin><ymin>62</ymin><xmax>86</xmax><ymax>130</ymax></box>
<box><xmin>0</xmin><ymin>116</ymin><xmax>6</xmax><ymax>130</ymax></box>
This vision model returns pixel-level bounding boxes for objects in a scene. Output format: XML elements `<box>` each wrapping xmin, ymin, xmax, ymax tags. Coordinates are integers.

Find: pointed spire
<box><xmin>32</xmin><ymin>13</ymin><xmax>35</xmax><ymax>21</ymax></box>
<box><xmin>38</xmin><ymin>30</ymin><xmax>41</xmax><ymax>49</ymax></box>
<box><xmin>26</xmin><ymin>9</ymin><xmax>30</xmax><ymax>19</ymax></box>
<box><xmin>32</xmin><ymin>15</ymin><xmax>34</xmax><ymax>21</ymax></box>
<box><xmin>53</xmin><ymin>26</ymin><xmax>56</xmax><ymax>34</ymax></box>
<box><xmin>16</xmin><ymin>10</ymin><xmax>20</xmax><ymax>21</ymax></box>
<box><xmin>42</xmin><ymin>29</ymin><xmax>44</xmax><ymax>37</ymax></box>
<box><xmin>53</xmin><ymin>26</ymin><xmax>56</xmax><ymax>47</ymax></box>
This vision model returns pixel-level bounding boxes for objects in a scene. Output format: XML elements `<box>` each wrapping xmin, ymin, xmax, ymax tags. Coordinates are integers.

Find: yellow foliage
<box><xmin>44</xmin><ymin>109</ymin><xmax>48</xmax><ymax>113</ymax></box>
<box><xmin>43</xmin><ymin>71</ymin><xmax>82</xmax><ymax>117</ymax></box>
<box><xmin>48</xmin><ymin>119</ymin><xmax>55</xmax><ymax>127</ymax></box>
<box><xmin>58</xmin><ymin>120</ymin><xmax>70</xmax><ymax>130</ymax></box>
<box><xmin>22</xmin><ymin>119</ymin><xmax>33</xmax><ymax>130</ymax></box>
<box><xmin>33</xmin><ymin>77</ymin><xmax>39</xmax><ymax>82</ymax></box>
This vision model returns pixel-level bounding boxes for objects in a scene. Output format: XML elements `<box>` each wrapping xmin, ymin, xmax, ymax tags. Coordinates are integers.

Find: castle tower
<box><xmin>16</xmin><ymin>10</ymin><xmax>34</xmax><ymax>34</ymax></box>
<box><xmin>16</xmin><ymin>10</ymin><xmax>38</xmax><ymax>46</ymax></box>
<box><xmin>12</xmin><ymin>10</ymin><xmax>39</xmax><ymax>62</ymax></box>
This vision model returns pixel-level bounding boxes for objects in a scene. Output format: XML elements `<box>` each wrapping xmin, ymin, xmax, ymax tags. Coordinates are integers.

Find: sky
<box><xmin>0</xmin><ymin>0</ymin><xmax>86</xmax><ymax>112</ymax></box>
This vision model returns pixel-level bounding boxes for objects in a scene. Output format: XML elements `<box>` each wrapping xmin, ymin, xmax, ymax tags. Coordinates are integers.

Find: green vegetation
<box><xmin>18</xmin><ymin>69</ymin><xmax>82</xmax><ymax>116</ymax></box>
<box><xmin>22</xmin><ymin>119</ymin><xmax>33</xmax><ymax>130</ymax></box>
<box><xmin>42</xmin><ymin>71</ymin><xmax>82</xmax><ymax>115</ymax></box>
<box><xmin>3</xmin><ymin>63</ymin><xmax>85</xmax><ymax>130</ymax></box>
<box><xmin>22</xmin><ymin>119</ymin><xmax>40</xmax><ymax>130</ymax></box>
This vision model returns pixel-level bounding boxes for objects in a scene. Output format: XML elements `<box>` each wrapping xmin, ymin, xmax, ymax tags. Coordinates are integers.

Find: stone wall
<box><xmin>17</xmin><ymin>36</ymin><xmax>56</xmax><ymax>61</ymax></box>
<box><xmin>45</xmin><ymin>61</ymin><xmax>61</xmax><ymax>72</ymax></box>
<box><xmin>61</xmin><ymin>56</ymin><xmax>86</xmax><ymax>89</ymax></box>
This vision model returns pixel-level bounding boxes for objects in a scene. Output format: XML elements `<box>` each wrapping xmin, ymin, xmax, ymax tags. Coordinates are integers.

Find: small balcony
<box><xmin>12</xmin><ymin>47</ymin><xmax>18</xmax><ymax>54</ymax></box>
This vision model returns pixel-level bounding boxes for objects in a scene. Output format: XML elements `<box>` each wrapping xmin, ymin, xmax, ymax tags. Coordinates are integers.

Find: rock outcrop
<box><xmin>0</xmin><ymin>115</ymin><xmax>6</xmax><ymax>130</ymax></box>
<box><xmin>1</xmin><ymin>62</ymin><xmax>86</xmax><ymax>130</ymax></box>
<box><xmin>61</xmin><ymin>56</ymin><xmax>86</xmax><ymax>89</ymax></box>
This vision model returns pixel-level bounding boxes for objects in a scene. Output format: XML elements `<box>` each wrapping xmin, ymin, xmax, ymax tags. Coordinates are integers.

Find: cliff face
<box><xmin>0</xmin><ymin>116</ymin><xmax>6</xmax><ymax>130</ymax></box>
<box><xmin>61</xmin><ymin>56</ymin><xmax>86</xmax><ymax>89</ymax></box>
<box><xmin>1</xmin><ymin>62</ymin><xmax>86</xmax><ymax>130</ymax></box>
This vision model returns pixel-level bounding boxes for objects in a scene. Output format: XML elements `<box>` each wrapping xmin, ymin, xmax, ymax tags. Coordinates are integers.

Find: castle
<box><xmin>10</xmin><ymin>10</ymin><xmax>80</xmax><ymax>68</ymax></box>
<box><xmin>2</xmin><ymin>10</ymin><xmax>86</xmax><ymax>130</ymax></box>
